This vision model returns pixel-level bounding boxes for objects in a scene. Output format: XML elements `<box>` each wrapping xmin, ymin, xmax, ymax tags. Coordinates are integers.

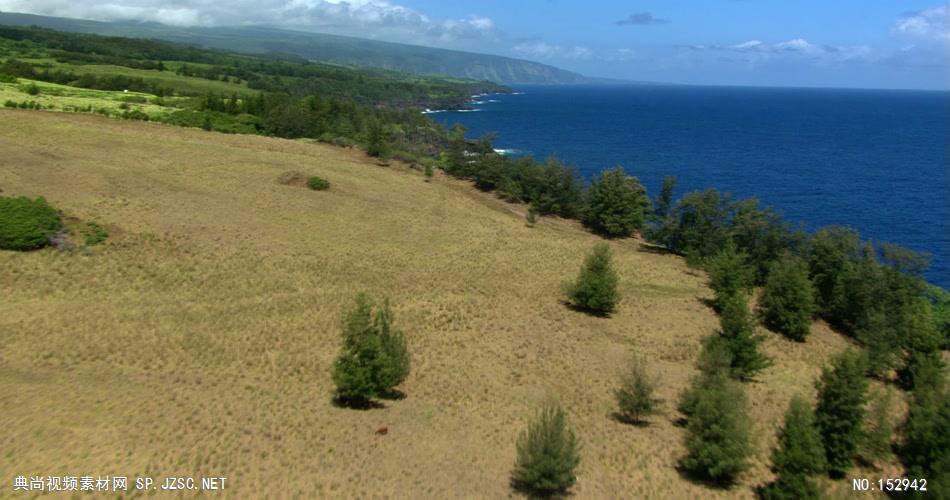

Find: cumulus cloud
<box><xmin>0</xmin><ymin>0</ymin><xmax>498</xmax><ymax>43</ymax></box>
<box><xmin>615</xmin><ymin>12</ymin><xmax>669</xmax><ymax>26</ymax></box>
<box><xmin>512</xmin><ymin>41</ymin><xmax>593</xmax><ymax>60</ymax></box>
<box><xmin>893</xmin><ymin>6</ymin><xmax>949</xmax><ymax>41</ymax></box>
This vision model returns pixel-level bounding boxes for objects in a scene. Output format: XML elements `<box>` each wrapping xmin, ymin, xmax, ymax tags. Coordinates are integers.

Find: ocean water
<box><xmin>431</xmin><ymin>85</ymin><xmax>950</xmax><ymax>289</ymax></box>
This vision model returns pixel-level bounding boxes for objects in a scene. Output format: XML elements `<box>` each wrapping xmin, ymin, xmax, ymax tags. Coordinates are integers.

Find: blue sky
<box><xmin>2</xmin><ymin>0</ymin><xmax>947</xmax><ymax>89</ymax></box>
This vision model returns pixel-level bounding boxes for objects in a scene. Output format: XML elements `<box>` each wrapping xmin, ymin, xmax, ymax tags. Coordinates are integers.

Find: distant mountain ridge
<box><xmin>0</xmin><ymin>12</ymin><xmax>589</xmax><ymax>85</ymax></box>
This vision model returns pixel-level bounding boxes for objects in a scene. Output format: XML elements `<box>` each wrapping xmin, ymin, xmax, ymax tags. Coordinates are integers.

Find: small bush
<box><xmin>22</xmin><ymin>82</ymin><xmax>40</xmax><ymax>95</ymax></box>
<box><xmin>615</xmin><ymin>358</ymin><xmax>662</xmax><ymax>425</ymax></box>
<box><xmin>525</xmin><ymin>206</ymin><xmax>538</xmax><ymax>227</ymax></box>
<box><xmin>3</xmin><ymin>100</ymin><xmax>16</xmax><ymax>108</ymax></box>
<box><xmin>511</xmin><ymin>404</ymin><xmax>581</xmax><ymax>497</ymax></box>
<box><xmin>307</xmin><ymin>176</ymin><xmax>330</xmax><ymax>191</ymax></box>
<box><xmin>423</xmin><ymin>162</ymin><xmax>434</xmax><ymax>181</ymax></box>
<box><xmin>564</xmin><ymin>243</ymin><xmax>619</xmax><ymax>316</ymax></box>
<box><xmin>83</xmin><ymin>222</ymin><xmax>108</xmax><ymax>246</ymax></box>
<box><xmin>0</xmin><ymin>196</ymin><xmax>62</xmax><ymax>251</ymax></box>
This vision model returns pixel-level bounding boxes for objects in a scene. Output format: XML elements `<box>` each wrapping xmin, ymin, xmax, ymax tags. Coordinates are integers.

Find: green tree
<box><xmin>706</xmin><ymin>242</ymin><xmax>754</xmax><ymax>312</ymax></box>
<box><xmin>729</xmin><ymin>198</ymin><xmax>794</xmax><ymax>285</ymax></box>
<box><xmin>814</xmin><ymin>350</ymin><xmax>868</xmax><ymax>477</ymax></box>
<box><xmin>679</xmin><ymin>373</ymin><xmax>752</xmax><ymax>486</ymax></box>
<box><xmin>657</xmin><ymin>188</ymin><xmax>732</xmax><ymax>263</ymax></box>
<box><xmin>678</xmin><ymin>335</ymin><xmax>733</xmax><ymax>421</ymax></box>
<box><xmin>614</xmin><ymin>358</ymin><xmax>662</xmax><ymax>425</ymax></box>
<box><xmin>804</xmin><ymin>226</ymin><xmax>861</xmax><ymax>315</ymax></box>
<box><xmin>331</xmin><ymin>293</ymin><xmax>410</xmax><ymax>406</ymax></box>
<box><xmin>511</xmin><ymin>404</ymin><xmax>581</xmax><ymax>497</ymax></box>
<box><xmin>760</xmin><ymin>254</ymin><xmax>816</xmax><ymax>342</ymax></box>
<box><xmin>366</xmin><ymin>120</ymin><xmax>390</xmax><ymax>158</ymax></box>
<box><xmin>654</xmin><ymin>175</ymin><xmax>677</xmax><ymax>220</ymax></box>
<box><xmin>900</xmin><ymin>369</ymin><xmax>950</xmax><ymax>500</ymax></box>
<box><xmin>760</xmin><ymin>396</ymin><xmax>827</xmax><ymax>500</ymax></box>
<box><xmin>582</xmin><ymin>166</ymin><xmax>650</xmax><ymax>237</ymax></box>
<box><xmin>564</xmin><ymin>243</ymin><xmax>619</xmax><ymax>316</ymax></box>
<box><xmin>719</xmin><ymin>293</ymin><xmax>772</xmax><ymax>381</ymax></box>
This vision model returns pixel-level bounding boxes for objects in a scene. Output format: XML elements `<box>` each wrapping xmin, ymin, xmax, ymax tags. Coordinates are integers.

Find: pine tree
<box><xmin>760</xmin><ymin>396</ymin><xmax>826</xmax><ymax>500</ymax></box>
<box><xmin>719</xmin><ymin>292</ymin><xmax>772</xmax><ymax>381</ymax></box>
<box><xmin>374</xmin><ymin>299</ymin><xmax>410</xmax><ymax>394</ymax></box>
<box><xmin>511</xmin><ymin>404</ymin><xmax>581</xmax><ymax>496</ymax></box>
<box><xmin>760</xmin><ymin>254</ymin><xmax>816</xmax><ymax>342</ymax></box>
<box><xmin>814</xmin><ymin>350</ymin><xmax>868</xmax><ymax>477</ymax></box>
<box><xmin>706</xmin><ymin>242</ymin><xmax>753</xmax><ymax>312</ymax></box>
<box><xmin>564</xmin><ymin>243</ymin><xmax>619</xmax><ymax>316</ymax></box>
<box><xmin>615</xmin><ymin>358</ymin><xmax>662</xmax><ymax>425</ymax></box>
<box><xmin>900</xmin><ymin>364</ymin><xmax>950</xmax><ymax>500</ymax></box>
<box><xmin>678</xmin><ymin>335</ymin><xmax>733</xmax><ymax>420</ymax></box>
<box><xmin>332</xmin><ymin>293</ymin><xmax>410</xmax><ymax>406</ymax></box>
<box><xmin>679</xmin><ymin>374</ymin><xmax>752</xmax><ymax>486</ymax></box>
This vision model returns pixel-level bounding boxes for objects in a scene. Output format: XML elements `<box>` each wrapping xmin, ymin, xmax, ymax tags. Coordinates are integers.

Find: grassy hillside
<box><xmin>0</xmin><ymin>110</ymin><xmax>904</xmax><ymax>497</ymax></box>
<box><xmin>0</xmin><ymin>12</ymin><xmax>588</xmax><ymax>85</ymax></box>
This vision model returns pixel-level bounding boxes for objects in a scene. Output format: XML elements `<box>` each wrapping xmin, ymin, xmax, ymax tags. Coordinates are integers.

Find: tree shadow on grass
<box><xmin>331</xmin><ymin>396</ymin><xmax>386</xmax><ymax>410</ymax></box>
<box><xmin>510</xmin><ymin>480</ymin><xmax>574</xmax><ymax>499</ymax></box>
<box><xmin>638</xmin><ymin>242</ymin><xmax>678</xmax><ymax>256</ymax></box>
<box><xmin>674</xmin><ymin>464</ymin><xmax>738</xmax><ymax>491</ymax></box>
<box><xmin>561</xmin><ymin>300</ymin><xmax>613</xmax><ymax>318</ymax></box>
<box><xmin>378</xmin><ymin>389</ymin><xmax>407</xmax><ymax>401</ymax></box>
<box><xmin>610</xmin><ymin>412</ymin><xmax>652</xmax><ymax>428</ymax></box>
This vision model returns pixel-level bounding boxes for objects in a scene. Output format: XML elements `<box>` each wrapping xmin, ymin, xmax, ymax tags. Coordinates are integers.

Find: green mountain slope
<box><xmin>0</xmin><ymin>12</ymin><xmax>588</xmax><ymax>85</ymax></box>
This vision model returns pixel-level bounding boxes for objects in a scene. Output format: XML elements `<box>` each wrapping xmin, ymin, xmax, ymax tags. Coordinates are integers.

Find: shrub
<box><xmin>815</xmin><ymin>350</ymin><xmax>868</xmax><ymax>477</ymax></box>
<box><xmin>679</xmin><ymin>372</ymin><xmax>751</xmax><ymax>486</ymax></box>
<box><xmin>760</xmin><ymin>254</ymin><xmax>816</xmax><ymax>341</ymax></box>
<box><xmin>22</xmin><ymin>82</ymin><xmax>40</xmax><ymax>95</ymax></box>
<box><xmin>3</xmin><ymin>100</ymin><xmax>16</xmax><ymax>108</ymax></box>
<box><xmin>0</xmin><ymin>196</ymin><xmax>62</xmax><ymax>251</ymax></box>
<box><xmin>582</xmin><ymin>166</ymin><xmax>650</xmax><ymax>237</ymax></box>
<box><xmin>564</xmin><ymin>243</ymin><xmax>619</xmax><ymax>316</ymax></box>
<box><xmin>760</xmin><ymin>396</ymin><xmax>826</xmax><ymax>500</ymax></box>
<box><xmin>83</xmin><ymin>222</ymin><xmax>108</xmax><ymax>246</ymax></box>
<box><xmin>525</xmin><ymin>206</ymin><xmax>538</xmax><ymax>227</ymax></box>
<box><xmin>307</xmin><ymin>176</ymin><xmax>330</xmax><ymax>191</ymax></box>
<box><xmin>365</xmin><ymin>120</ymin><xmax>390</xmax><ymax>158</ymax></box>
<box><xmin>615</xmin><ymin>358</ymin><xmax>662</xmax><ymax>425</ymax></box>
<box><xmin>511</xmin><ymin>404</ymin><xmax>581</xmax><ymax>497</ymax></box>
<box><xmin>423</xmin><ymin>162</ymin><xmax>434</xmax><ymax>181</ymax></box>
<box><xmin>719</xmin><ymin>292</ymin><xmax>772</xmax><ymax>381</ymax></box>
<box><xmin>331</xmin><ymin>293</ymin><xmax>410</xmax><ymax>406</ymax></box>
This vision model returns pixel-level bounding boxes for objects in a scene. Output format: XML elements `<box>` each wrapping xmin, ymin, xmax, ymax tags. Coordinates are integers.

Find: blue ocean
<box><xmin>431</xmin><ymin>85</ymin><xmax>950</xmax><ymax>289</ymax></box>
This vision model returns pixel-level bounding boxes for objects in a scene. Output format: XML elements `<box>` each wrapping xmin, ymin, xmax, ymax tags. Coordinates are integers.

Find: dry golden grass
<box><xmin>0</xmin><ymin>110</ymin><xmax>900</xmax><ymax>498</ymax></box>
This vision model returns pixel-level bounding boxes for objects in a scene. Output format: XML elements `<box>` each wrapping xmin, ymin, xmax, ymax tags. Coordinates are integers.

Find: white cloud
<box><xmin>686</xmin><ymin>38</ymin><xmax>871</xmax><ymax>63</ymax></box>
<box><xmin>512</xmin><ymin>41</ymin><xmax>593</xmax><ymax>60</ymax></box>
<box><xmin>893</xmin><ymin>6</ymin><xmax>949</xmax><ymax>41</ymax></box>
<box><xmin>0</xmin><ymin>0</ymin><xmax>498</xmax><ymax>43</ymax></box>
